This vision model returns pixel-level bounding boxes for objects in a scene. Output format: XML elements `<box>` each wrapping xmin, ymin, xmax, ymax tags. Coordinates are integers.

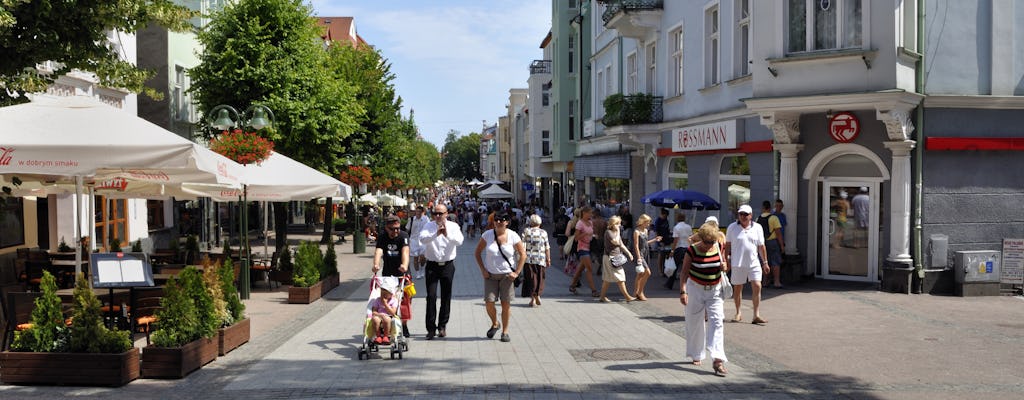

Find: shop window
<box><xmin>0</xmin><ymin>197</ymin><xmax>25</xmax><ymax>248</ymax></box>
<box><xmin>668</xmin><ymin>157</ymin><xmax>688</xmax><ymax>189</ymax></box>
<box><xmin>595</xmin><ymin>178</ymin><xmax>629</xmax><ymax>205</ymax></box>
<box><xmin>94</xmin><ymin>196</ymin><xmax>128</xmax><ymax>251</ymax></box>
<box><xmin>720</xmin><ymin>155</ymin><xmax>750</xmax><ymax>212</ymax></box>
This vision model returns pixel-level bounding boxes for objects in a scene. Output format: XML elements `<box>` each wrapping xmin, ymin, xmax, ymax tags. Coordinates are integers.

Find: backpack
<box><xmin>756</xmin><ymin>214</ymin><xmax>772</xmax><ymax>237</ymax></box>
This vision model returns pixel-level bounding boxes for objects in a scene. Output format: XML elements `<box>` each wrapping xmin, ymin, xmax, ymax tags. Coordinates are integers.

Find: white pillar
<box><xmin>773</xmin><ymin>143</ymin><xmax>803</xmax><ymax>255</ymax></box>
<box><xmin>883</xmin><ymin>140</ymin><xmax>915</xmax><ymax>263</ymax></box>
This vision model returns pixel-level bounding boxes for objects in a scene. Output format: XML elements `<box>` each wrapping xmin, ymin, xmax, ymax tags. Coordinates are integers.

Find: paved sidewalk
<box><xmin>3</xmin><ymin>229</ymin><xmax>1024</xmax><ymax>399</ymax></box>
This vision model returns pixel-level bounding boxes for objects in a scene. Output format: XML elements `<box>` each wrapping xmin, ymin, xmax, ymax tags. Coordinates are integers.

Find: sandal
<box><xmin>591</xmin><ymin>290</ymin><xmax>600</xmax><ymax>297</ymax></box>
<box><xmin>713</xmin><ymin>360</ymin><xmax>728</xmax><ymax>376</ymax></box>
<box><xmin>569</xmin><ymin>286</ymin><xmax>577</xmax><ymax>295</ymax></box>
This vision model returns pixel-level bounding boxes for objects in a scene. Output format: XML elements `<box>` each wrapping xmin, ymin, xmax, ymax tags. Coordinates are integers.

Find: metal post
<box><xmin>353</xmin><ymin>200</ymin><xmax>365</xmax><ymax>253</ymax></box>
<box><xmin>238</xmin><ymin>186</ymin><xmax>251</xmax><ymax>299</ymax></box>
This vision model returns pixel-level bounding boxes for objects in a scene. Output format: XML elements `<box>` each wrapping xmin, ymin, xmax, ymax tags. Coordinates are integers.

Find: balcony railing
<box><xmin>601</xmin><ymin>94</ymin><xmax>663</xmax><ymax>127</ymax></box>
<box><xmin>601</xmin><ymin>0</ymin><xmax>664</xmax><ymax>24</ymax></box>
<box><xmin>530</xmin><ymin>60</ymin><xmax>551</xmax><ymax>74</ymax></box>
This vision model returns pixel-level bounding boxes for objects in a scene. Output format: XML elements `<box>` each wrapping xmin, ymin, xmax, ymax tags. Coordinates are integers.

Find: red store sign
<box><xmin>829</xmin><ymin>112</ymin><xmax>860</xmax><ymax>143</ymax></box>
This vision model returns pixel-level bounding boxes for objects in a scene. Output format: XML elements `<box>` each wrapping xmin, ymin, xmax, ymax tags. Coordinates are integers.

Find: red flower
<box><xmin>339</xmin><ymin>165</ymin><xmax>373</xmax><ymax>186</ymax></box>
<box><xmin>210</xmin><ymin>129</ymin><xmax>274</xmax><ymax>165</ymax></box>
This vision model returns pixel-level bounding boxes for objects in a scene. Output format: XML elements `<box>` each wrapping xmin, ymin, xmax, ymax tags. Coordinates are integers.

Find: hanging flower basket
<box><xmin>339</xmin><ymin>165</ymin><xmax>373</xmax><ymax>187</ymax></box>
<box><xmin>210</xmin><ymin>129</ymin><xmax>274</xmax><ymax>165</ymax></box>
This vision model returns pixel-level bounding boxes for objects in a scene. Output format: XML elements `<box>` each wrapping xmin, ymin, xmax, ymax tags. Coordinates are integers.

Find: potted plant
<box><xmin>141</xmin><ymin>266</ymin><xmax>218</xmax><ymax>379</ymax></box>
<box><xmin>287</xmin><ymin>241</ymin><xmax>322</xmax><ymax>304</ymax></box>
<box><xmin>1</xmin><ymin>272</ymin><xmax>138</xmax><ymax>386</ymax></box>
<box><xmin>184</xmin><ymin>235</ymin><xmax>200</xmax><ymax>264</ymax></box>
<box><xmin>321</xmin><ymin>243</ymin><xmax>339</xmax><ymax>296</ymax></box>
<box><xmin>132</xmin><ymin>239</ymin><xmax>144</xmax><ymax>252</ymax></box>
<box><xmin>210</xmin><ymin>258</ymin><xmax>248</xmax><ymax>355</ymax></box>
<box><xmin>109</xmin><ymin>238</ymin><xmax>122</xmax><ymax>252</ymax></box>
<box><xmin>272</xmin><ymin>247</ymin><xmax>294</xmax><ymax>285</ymax></box>
<box><xmin>57</xmin><ymin>236</ymin><xmax>74</xmax><ymax>253</ymax></box>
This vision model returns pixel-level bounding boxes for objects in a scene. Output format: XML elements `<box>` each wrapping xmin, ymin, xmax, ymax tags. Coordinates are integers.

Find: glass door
<box><xmin>820</xmin><ymin>181</ymin><xmax>878</xmax><ymax>281</ymax></box>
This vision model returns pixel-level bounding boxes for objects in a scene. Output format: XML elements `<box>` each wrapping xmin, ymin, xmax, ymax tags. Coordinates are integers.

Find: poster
<box><xmin>1001</xmin><ymin>238</ymin><xmax>1024</xmax><ymax>284</ymax></box>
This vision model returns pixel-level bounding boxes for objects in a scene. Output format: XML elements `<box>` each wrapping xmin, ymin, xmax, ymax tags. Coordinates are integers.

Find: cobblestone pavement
<box><xmin>3</xmin><ymin>229</ymin><xmax>1024</xmax><ymax>399</ymax></box>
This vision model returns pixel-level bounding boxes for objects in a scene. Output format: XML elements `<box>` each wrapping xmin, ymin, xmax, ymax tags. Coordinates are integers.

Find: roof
<box><xmin>316</xmin><ymin>17</ymin><xmax>367</xmax><ymax>46</ymax></box>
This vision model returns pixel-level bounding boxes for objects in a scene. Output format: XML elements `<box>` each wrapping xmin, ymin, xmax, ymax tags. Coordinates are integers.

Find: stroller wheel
<box><xmin>398</xmin><ymin>349</ymin><xmax>403</xmax><ymax>360</ymax></box>
<box><xmin>401</xmin><ymin>342</ymin><xmax>409</xmax><ymax>352</ymax></box>
<box><xmin>389</xmin><ymin>349</ymin><xmax>396</xmax><ymax>360</ymax></box>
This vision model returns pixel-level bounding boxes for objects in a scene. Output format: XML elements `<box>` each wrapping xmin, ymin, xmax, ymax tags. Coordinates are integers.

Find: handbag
<box><xmin>563</xmin><ymin>235</ymin><xmax>576</xmax><ymax>255</ymax></box>
<box><xmin>610</xmin><ymin>253</ymin><xmax>628</xmax><ymax>268</ymax></box>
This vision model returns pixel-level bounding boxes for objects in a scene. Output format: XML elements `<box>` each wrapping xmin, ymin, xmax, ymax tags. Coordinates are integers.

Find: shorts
<box><xmin>577</xmin><ymin>250</ymin><xmax>591</xmax><ymax>258</ymax></box>
<box><xmin>730</xmin><ymin>263</ymin><xmax>763</xmax><ymax>285</ymax></box>
<box><xmin>484</xmin><ymin>273</ymin><xmax>514</xmax><ymax>303</ymax></box>
<box><xmin>765</xmin><ymin>240</ymin><xmax>783</xmax><ymax>267</ymax></box>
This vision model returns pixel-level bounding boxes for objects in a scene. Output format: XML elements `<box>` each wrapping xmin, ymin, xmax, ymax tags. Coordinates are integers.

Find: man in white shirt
<box><xmin>663</xmin><ymin>212</ymin><xmax>693</xmax><ymax>290</ymax></box>
<box><xmin>406</xmin><ymin>206</ymin><xmax>430</xmax><ymax>278</ymax></box>
<box><xmin>724</xmin><ymin>204</ymin><xmax>769</xmax><ymax>325</ymax></box>
<box><xmin>417</xmin><ymin>204</ymin><xmax>465</xmax><ymax>340</ymax></box>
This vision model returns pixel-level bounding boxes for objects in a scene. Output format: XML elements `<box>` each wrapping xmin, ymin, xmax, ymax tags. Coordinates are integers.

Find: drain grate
<box><xmin>569</xmin><ymin>347</ymin><xmax>666</xmax><ymax>362</ymax></box>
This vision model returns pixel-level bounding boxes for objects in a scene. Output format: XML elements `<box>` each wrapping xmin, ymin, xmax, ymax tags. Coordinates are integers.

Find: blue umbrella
<box><xmin>641</xmin><ymin>189</ymin><xmax>721</xmax><ymax>210</ymax></box>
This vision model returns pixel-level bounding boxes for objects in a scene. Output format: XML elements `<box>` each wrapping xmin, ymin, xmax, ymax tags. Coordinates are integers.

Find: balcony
<box><xmin>601</xmin><ymin>94</ymin><xmax>663</xmax><ymax>127</ymax></box>
<box><xmin>600</xmin><ymin>0</ymin><xmax>663</xmax><ymax>39</ymax></box>
<box><xmin>530</xmin><ymin>60</ymin><xmax>551</xmax><ymax>74</ymax></box>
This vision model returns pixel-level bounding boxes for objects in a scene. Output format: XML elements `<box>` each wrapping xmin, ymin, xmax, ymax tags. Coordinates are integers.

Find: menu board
<box><xmin>89</xmin><ymin>252</ymin><xmax>155</xmax><ymax>288</ymax></box>
<box><xmin>1001</xmin><ymin>238</ymin><xmax>1024</xmax><ymax>285</ymax></box>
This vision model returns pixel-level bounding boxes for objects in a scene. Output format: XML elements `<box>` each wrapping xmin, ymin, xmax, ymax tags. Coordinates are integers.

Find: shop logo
<box><xmin>0</xmin><ymin>147</ymin><xmax>13</xmax><ymax>166</ymax></box>
<box><xmin>96</xmin><ymin>177</ymin><xmax>128</xmax><ymax>191</ymax></box>
<box><xmin>829</xmin><ymin>112</ymin><xmax>860</xmax><ymax>143</ymax></box>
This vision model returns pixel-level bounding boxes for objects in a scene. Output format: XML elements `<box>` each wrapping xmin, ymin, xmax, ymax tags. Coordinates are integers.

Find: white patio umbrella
<box><xmin>376</xmin><ymin>193</ymin><xmax>407</xmax><ymax>207</ymax></box>
<box><xmin>182</xmin><ymin>151</ymin><xmax>351</xmax><ymax>202</ymax></box>
<box><xmin>477</xmin><ymin>184</ymin><xmax>514</xmax><ymax>199</ymax></box>
<box><xmin>467</xmin><ymin>178</ymin><xmax>483</xmax><ymax>186</ymax></box>
<box><xmin>0</xmin><ymin>95</ymin><xmax>245</xmax><ymax>275</ymax></box>
<box><xmin>357</xmin><ymin>192</ymin><xmax>378</xmax><ymax>205</ymax></box>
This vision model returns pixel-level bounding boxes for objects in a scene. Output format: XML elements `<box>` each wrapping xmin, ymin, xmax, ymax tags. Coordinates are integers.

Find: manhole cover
<box><xmin>569</xmin><ymin>347</ymin><xmax>666</xmax><ymax>362</ymax></box>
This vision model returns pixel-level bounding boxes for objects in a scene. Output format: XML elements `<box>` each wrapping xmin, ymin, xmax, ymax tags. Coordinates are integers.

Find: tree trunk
<box><xmin>274</xmin><ymin>202</ymin><xmax>289</xmax><ymax>253</ymax></box>
<box><xmin>320</xmin><ymin>197</ymin><xmax>333</xmax><ymax>244</ymax></box>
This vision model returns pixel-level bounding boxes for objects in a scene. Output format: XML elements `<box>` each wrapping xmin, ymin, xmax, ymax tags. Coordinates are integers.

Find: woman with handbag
<box><xmin>680</xmin><ymin>223</ymin><xmax>731</xmax><ymax>376</ymax></box>
<box><xmin>521</xmin><ymin>214</ymin><xmax>550</xmax><ymax>307</ymax></box>
<box><xmin>598</xmin><ymin>216</ymin><xmax>635</xmax><ymax>303</ymax></box>
<box><xmin>568</xmin><ymin>207</ymin><xmax>599</xmax><ymax>297</ymax></box>
<box><xmin>474</xmin><ymin>211</ymin><xmax>526</xmax><ymax>342</ymax></box>
<box><xmin>631</xmin><ymin>214</ymin><xmax>662</xmax><ymax>301</ymax></box>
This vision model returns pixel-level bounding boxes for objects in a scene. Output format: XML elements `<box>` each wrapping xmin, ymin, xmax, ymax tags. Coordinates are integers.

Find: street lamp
<box><xmin>347</xmin><ymin>158</ymin><xmax>370</xmax><ymax>254</ymax></box>
<box><xmin>208</xmin><ymin>104</ymin><xmax>275</xmax><ymax>300</ymax></box>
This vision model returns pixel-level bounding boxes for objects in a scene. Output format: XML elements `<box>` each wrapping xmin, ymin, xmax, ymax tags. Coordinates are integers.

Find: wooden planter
<box><xmin>321</xmin><ymin>274</ymin><xmax>339</xmax><ymax>296</ymax></box>
<box><xmin>0</xmin><ymin>348</ymin><xmax>140</xmax><ymax>387</ymax></box>
<box><xmin>141</xmin><ymin>337</ymin><xmax>217</xmax><ymax>379</ymax></box>
<box><xmin>218</xmin><ymin>318</ymin><xmax>251</xmax><ymax>356</ymax></box>
<box><xmin>288</xmin><ymin>280</ymin><xmax>323</xmax><ymax>304</ymax></box>
<box><xmin>271</xmin><ymin>269</ymin><xmax>293</xmax><ymax>285</ymax></box>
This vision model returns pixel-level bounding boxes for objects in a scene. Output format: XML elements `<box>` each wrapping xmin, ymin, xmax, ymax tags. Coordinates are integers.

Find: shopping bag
<box><xmin>664</xmin><ymin>257</ymin><xmax>677</xmax><ymax>276</ymax></box>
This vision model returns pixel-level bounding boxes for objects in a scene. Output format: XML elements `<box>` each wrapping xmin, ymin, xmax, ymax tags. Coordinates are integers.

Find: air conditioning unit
<box><xmin>954</xmin><ymin>250</ymin><xmax>1001</xmax><ymax>283</ymax></box>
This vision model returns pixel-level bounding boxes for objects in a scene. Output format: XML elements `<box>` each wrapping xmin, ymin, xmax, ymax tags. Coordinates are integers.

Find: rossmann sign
<box><xmin>671</xmin><ymin>120</ymin><xmax>737</xmax><ymax>153</ymax></box>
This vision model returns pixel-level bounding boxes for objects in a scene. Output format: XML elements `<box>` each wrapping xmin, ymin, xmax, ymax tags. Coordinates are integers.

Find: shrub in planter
<box><xmin>57</xmin><ymin>237</ymin><xmax>74</xmax><ymax>253</ymax></box>
<box><xmin>11</xmin><ymin>272</ymin><xmax>69</xmax><ymax>352</ymax></box>
<box><xmin>202</xmin><ymin>261</ymin><xmax>229</xmax><ymax>327</ymax></box>
<box><xmin>292</xmin><ymin>241</ymin><xmax>321</xmax><ymax>288</ymax></box>
<box><xmin>67</xmin><ymin>275</ymin><xmax>133</xmax><ymax>353</ymax></box>
<box><xmin>132</xmin><ymin>239</ymin><xmax>143</xmax><ymax>252</ymax></box>
<box><xmin>218</xmin><ymin>258</ymin><xmax>245</xmax><ymax>323</ymax></box>
<box><xmin>185</xmin><ymin>235</ymin><xmax>200</xmax><ymax>264</ymax></box>
<box><xmin>215</xmin><ymin>258</ymin><xmax>248</xmax><ymax>355</ymax></box>
<box><xmin>322</xmin><ymin>244</ymin><xmax>338</xmax><ymax>278</ymax></box>
<box><xmin>109</xmin><ymin>238</ymin><xmax>122</xmax><ymax>252</ymax></box>
<box><xmin>150</xmin><ymin>267</ymin><xmax>218</xmax><ymax>347</ymax></box>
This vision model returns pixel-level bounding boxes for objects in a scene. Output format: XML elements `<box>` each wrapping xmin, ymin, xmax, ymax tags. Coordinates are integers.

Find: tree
<box><xmin>442</xmin><ymin>130</ymin><xmax>483</xmax><ymax>181</ymax></box>
<box><xmin>0</xmin><ymin>0</ymin><xmax>194</xmax><ymax>105</ymax></box>
<box><xmin>188</xmin><ymin>0</ymin><xmax>362</xmax><ymax>252</ymax></box>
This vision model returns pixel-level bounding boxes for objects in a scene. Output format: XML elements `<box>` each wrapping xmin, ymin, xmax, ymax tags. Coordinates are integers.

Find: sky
<box><xmin>310</xmin><ymin>0</ymin><xmax>551</xmax><ymax>150</ymax></box>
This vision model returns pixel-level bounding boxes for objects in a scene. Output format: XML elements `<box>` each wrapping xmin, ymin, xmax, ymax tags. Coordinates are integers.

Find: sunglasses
<box><xmin>738</xmin><ymin>212</ymin><xmax>750</xmax><ymax>216</ymax></box>
<box><xmin>495</xmin><ymin>218</ymin><xmax>509</xmax><ymax>222</ymax></box>
<box><xmin>432</xmin><ymin>211</ymin><xmax>446</xmax><ymax>216</ymax></box>
<box><xmin>387</xmin><ymin>226</ymin><xmax>401</xmax><ymax>232</ymax></box>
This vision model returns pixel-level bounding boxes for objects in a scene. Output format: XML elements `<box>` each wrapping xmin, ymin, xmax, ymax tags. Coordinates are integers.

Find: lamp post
<box><xmin>209</xmin><ymin>104</ymin><xmax>275</xmax><ymax>300</ymax></box>
<box><xmin>348</xmin><ymin>159</ymin><xmax>369</xmax><ymax>254</ymax></box>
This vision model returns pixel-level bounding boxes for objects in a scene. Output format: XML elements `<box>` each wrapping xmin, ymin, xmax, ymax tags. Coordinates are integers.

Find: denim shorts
<box><xmin>577</xmin><ymin>250</ymin><xmax>591</xmax><ymax>258</ymax></box>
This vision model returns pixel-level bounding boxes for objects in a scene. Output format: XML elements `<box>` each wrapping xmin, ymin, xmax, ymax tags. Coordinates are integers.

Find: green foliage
<box><xmin>11</xmin><ymin>272</ymin><xmax>69</xmax><ymax>352</ymax></box>
<box><xmin>185</xmin><ymin>234</ymin><xmax>200</xmax><ymax>263</ymax></box>
<box><xmin>322</xmin><ymin>244</ymin><xmax>338</xmax><ymax>277</ymax></box>
<box><xmin>278</xmin><ymin>247</ymin><xmax>293</xmax><ymax>272</ymax></box>
<box><xmin>109</xmin><ymin>238</ymin><xmax>122</xmax><ymax>252</ymax></box>
<box><xmin>68</xmin><ymin>274</ymin><xmax>132</xmax><ymax>353</ymax></box>
<box><xmin>0</xmin><ymin>0</ymin><xmax>195</xmax><ymax>105</ymax></box>
<box><xmin>132</xmin><ymin>239</ymin><xmax>143</xmax><ymax>252</ymax></box>
<box><xmin>189</xmin><ymin>0</ymin><xmax>361</xmax><ymax>176</ymax></box>
<box><xmin>442</xmin><ymin>130</ymin><xmax>483</xmax><ymax>181</ymax></box>
<box><xmin>601</xmin><ymin>93</ymin><xmax>657</xmax><ymax>126</ymax></box>
<box><xmin>57</xmin><ymin>237</ymin><xmax>73</xmax><ymax>253</ymax></box>
<box><xmin>218</xmin><ymin>258</ymin><xmax>245</xmax><ymax>323</ymax></box>
<box><xmin>202</xmin><ymin>260</ymin><xmax>229</xmax><ymax>327</ymax></box>
<box><xmin>151</xmin><ymin>266</ymin><xmax>217</xmax><ymax>347</ymax></box>
<box><xmin>291</xmin><ymin>241</ymin><xmax>322</xmax><ymax>288</ymax></box>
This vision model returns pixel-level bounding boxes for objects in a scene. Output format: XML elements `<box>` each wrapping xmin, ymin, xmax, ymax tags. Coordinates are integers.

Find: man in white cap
<box><xmin>724</xmin><ymin>204</ymin><xmax>769</xmax><ymax>324</ymax></box>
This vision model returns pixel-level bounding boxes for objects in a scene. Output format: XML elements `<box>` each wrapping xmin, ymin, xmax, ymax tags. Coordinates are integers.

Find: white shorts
<box><xmin>729</xmin><ymin>264</ymin><xmax>763</xmax><ymax>285</ymax></box>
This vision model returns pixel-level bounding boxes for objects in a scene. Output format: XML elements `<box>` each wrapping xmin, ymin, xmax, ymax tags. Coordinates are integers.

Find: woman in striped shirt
<box><xmin>680</xmin><ymin>223</ymin><xmax>730</xmax><ymax>376</ymax></box>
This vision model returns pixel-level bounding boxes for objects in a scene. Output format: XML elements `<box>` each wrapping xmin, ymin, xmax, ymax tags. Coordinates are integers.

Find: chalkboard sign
<box><xmin>89</xmin><ymin>252</ymin><xmax>155</xmax><ymax>288</ymax></box>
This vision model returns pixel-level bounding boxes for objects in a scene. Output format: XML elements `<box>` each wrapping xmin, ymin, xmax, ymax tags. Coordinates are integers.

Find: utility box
<box><xmin>955</xmin><ymin>250</ymin><xmax>1001</xmax><ymax>283</ymax></box>
<box><xmin>929</xmin><ymin>234</ymin><xmax>949</xmax><ymax>268</ymax></box>
<box><xmin>954</xmin><ymin>250</ymin><xmax>1002</xmax><ymax>296</ymax></box>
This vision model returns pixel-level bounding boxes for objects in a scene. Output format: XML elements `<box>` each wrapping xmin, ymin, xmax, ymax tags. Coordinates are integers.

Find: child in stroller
<box><xmin>359</xmin><ymin>275</ymin><xmax>409</xmax><ymax>360</ymax></box>
<box><xmin>370</xmin><ymin>283</ymin><xmax>398</xmax><ymax>345</ymax></box>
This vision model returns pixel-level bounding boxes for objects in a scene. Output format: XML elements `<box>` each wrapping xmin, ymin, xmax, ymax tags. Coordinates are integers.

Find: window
<box><xmin>645</xmin><ymin>43</ymin><xmax>657</xmax><ymax>94</ymax></box>
<box><xmin>605</xmin><ymin>64</ymin><xmax>613</xmax><ymax>99</ymax></box>
<box><xmin>735</xmin><ymin>0</ymin><xmax>751</xmax><ymax>77</ymax></box>
<box><xmin>670</xmin><ymin>26</ymin><xmax>684</xmax><ymax>96</ymax></box>
<box><xmin>542</xmin><ymin>92</ymin><xmax>550</xmax><ymax>106</ymax></box>
<box><xmin>147</xmin><ymin>200</ymin><xmax>166</xmax><ymax>229</ymax></box>
<box><xmin>720</xmin><ymin>155</ymin><xmax>751</xmax><ymax>213</ymax></box>
<box><xmin>568</xmin><ymin>36</ymin><xmax>575</xmax><ymax>74</ymax></box>
<box><xmin>0</xmin><ymin>197</ymin><xmax>25</xmax><ymax>248</ymax></box>
<box><xmin>569</xmin><ymin>101</ymin><xmax>575</xmax><ymax>140</ymax></box>
<box><xmin>668</xmin><ymin>158</ymin><xmax>688</xmax><ymax>189</ymax></box>
<box><xmin>542</xmin><ymin>130</ymin><xmax>551</xmax><ymax>156</ymax></box>
<box><xmin>596</xmin><ymin>68</ymin><xmax>605</xmax><ymax>116</ymax></box>
<box><xmin>704</xmin><ymin>5</ymin><xmax>720</xmax><ymax>86</ymax></box>
<box><xmin>94</xmin><ymin>196</ymin><xmax>128</xmax><ymax>252</ymax></box>
<box><xmin>626</xmin><ymin>52</ymin><xmax>638</xmax><ymax>94</ymax></box>
<box><xmin>788</xmin><ymin>0</ymin><xmax>863</xmax><ymax>53</ymax></box>
<box><xmin>173</xmin><ymin>65</ymin><xmax>190</xmax><ymax>121</ymax></box>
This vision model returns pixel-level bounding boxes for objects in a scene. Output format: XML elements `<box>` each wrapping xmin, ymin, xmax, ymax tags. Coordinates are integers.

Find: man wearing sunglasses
<box><xmin>724</xmin><ymin>204</ymin><xmax>769</xmax><ymax>325</ymax></box>
<box><xmin>418</xmin><ymin>204</ymin><xmax>465</xmax><ymax>340</ymax></box>
<box><xmin>373</xmin><ymin>215</ymin><xmax>411</xmax><ymax>336</ymax></box>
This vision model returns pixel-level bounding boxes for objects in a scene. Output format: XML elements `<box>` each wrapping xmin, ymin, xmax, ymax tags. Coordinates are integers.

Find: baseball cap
<box><xmin>705</xmin><ymin>216</ymin><xmax>719</xmax><ymax>224</ymax></box>
<box><xmin>840</xmin><ymin>191</ymin><xmax>848</xmax><ymax>199</ymax></box>
<box><xmin>738</xmin><ymin>205</ymin><xmax>752</xmax><ymax>215</ymax></box>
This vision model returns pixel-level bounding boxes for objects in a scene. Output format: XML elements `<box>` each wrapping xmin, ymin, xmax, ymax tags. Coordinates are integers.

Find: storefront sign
<box><xmin>1001</xmin><ymin>238</ymin><xmax>1024</xmax><ymax>284</ymax></box>
<box><xmin>671</xmin><ymin>120</ymin><xmax>737</xmax><ymax>152</ymax></box>
<box><xmin>829</xmin><ymin>112</ymin><xmax>860</xmax><ymax>143</ymax></box>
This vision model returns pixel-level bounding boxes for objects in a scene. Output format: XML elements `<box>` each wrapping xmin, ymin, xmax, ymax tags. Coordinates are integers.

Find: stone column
<box><xmin>883</xmin><ymin>140</ymin><xmax>915</xmax><ymax>264</ymax></box>
<box><xmin>773</xmin><ymin>143</ymin><xmax>804</xmax><ymax>255</ymax></box>
<box><xmin>629</xmin><ymin>153</ymin><xmax>645</xmax><ymax>216</ymax></box>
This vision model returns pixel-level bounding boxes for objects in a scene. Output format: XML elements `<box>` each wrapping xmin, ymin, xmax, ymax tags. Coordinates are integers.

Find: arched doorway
<box><xmin>804</xmin><ymin>144</ymin><xmax>890</xmax><ymax>282</ymax></box>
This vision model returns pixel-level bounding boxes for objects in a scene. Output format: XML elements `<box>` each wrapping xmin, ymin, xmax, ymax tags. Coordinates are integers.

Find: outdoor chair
<box><xmin>251</xmin><ymin>251</ymin><xmax>279</xmax><ymax>290</ymax></box>
<box><xmin>129</xmin><ymin>287</ymin><xmax>164</xmax><ymax>345</ymax></box>
<box><xmin>2</xmin><ymin>291</ymin><xmax>42</xmax><ymax>351</ymax></box>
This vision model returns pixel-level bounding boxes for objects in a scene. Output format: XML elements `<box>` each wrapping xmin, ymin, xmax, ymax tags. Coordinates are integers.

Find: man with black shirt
<box><xmin>373</xmin><ymin>215</ymin><xmax>410</xmax><ymax>336</ymax></box>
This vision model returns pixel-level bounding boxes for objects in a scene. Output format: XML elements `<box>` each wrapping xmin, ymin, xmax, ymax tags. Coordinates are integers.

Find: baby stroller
<box><xmin>358</xmin><ymin>275</ymin><xmax>410</xmax><ymax>360</ymax></box>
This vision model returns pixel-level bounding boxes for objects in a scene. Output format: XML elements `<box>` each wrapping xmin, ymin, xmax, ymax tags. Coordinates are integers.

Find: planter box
<box><xmin>321</xmin><ymin>274</ymin><xmax>339</xmax><ymax>297</ymax></box>
<box><xmin>288</xmin><ymin>280</ymin><xmax>323</xmax><ymax>304</ymax></box>
<box><xmin>0</xmin><ymin>348</ymin><xmax>140</xmax><ymax>387</ymax></box>
<box><xmin>141</xmin><ymin>337</ymin><xmax>217</xmax><ymax>379</ymax></box>
<box><xmin>218</xmin><ymin>318</ymin><xmax>251</xmax><ymax>356</ymax></box>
